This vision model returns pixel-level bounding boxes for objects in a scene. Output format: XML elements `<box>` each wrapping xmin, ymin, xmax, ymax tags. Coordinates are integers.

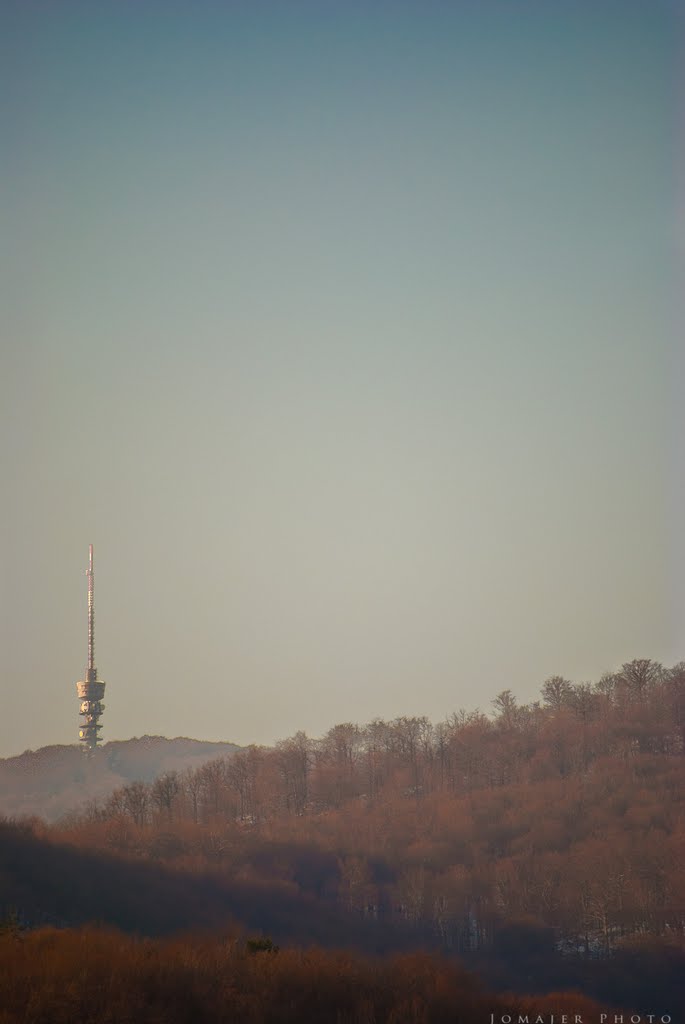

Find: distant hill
<box><xmin>0</xmin><ymin>736</ymin><xmax>242</xmax><ymax>822</ymax></box>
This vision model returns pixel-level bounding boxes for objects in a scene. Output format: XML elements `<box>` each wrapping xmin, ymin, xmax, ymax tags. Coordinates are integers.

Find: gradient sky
<box><xmin>1</xmin><ymin>1</ymin><xmax>682</xmax><ymax>757</ymax></box>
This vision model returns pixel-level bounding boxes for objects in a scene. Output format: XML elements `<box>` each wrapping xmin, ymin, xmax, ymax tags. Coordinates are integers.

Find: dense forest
<box><xmin>1</xmin><ymin>658</ymin><xmax>684</xmax><ymax>1019</ymax></box>
<box><xmin>0</xmin><ymin>925</ymin><xmax>613</xmax><ymax>1024</ymax></box>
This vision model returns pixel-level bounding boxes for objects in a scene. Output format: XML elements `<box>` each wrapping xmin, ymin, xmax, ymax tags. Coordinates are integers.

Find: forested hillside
<box><xmin>0</xmin><ymin>926</ymin><xmax>614</xmax><ymax>1024</ymax></box>
<box><xmin>1</xmin><ymin>659</ymin><xmax>683</xmax><ymax>1014</ymax></box>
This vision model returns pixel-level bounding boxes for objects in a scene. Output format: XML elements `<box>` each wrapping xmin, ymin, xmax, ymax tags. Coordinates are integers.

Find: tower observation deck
<box><xmin>75</xmin><ymin>544</ymin><xmax>106</xmax><ymax>750</ymax></box>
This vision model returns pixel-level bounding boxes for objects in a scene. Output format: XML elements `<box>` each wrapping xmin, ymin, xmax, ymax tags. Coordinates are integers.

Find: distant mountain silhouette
<box><xmin>0</xmin><ymin>736</ymin><xmax>241</xmax><ymax>822</ymax></box>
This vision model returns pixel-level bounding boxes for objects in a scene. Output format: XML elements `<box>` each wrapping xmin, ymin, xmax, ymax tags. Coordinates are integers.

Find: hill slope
<box><xmin>0</xmin><ymin>736</ymin><xmax>241</xmax><ymax>822</ymax></box>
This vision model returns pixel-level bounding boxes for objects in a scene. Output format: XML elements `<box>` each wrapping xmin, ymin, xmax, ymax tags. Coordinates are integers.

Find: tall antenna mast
<box><xmin>76</xmin><ymin>544</ymin><xmax>106</xmax><ymax>751</ymax></box>
<box><xmin>87</xmin><ymin>543</ymin><xmax>95</xmax><ymax>673</ymax></box>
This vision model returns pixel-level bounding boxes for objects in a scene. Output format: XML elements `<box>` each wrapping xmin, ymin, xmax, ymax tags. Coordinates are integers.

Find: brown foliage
<box><xmin>0</xmin><ymin>926</ymin><xmax>546</xmax><ymax>1024</ymax></box>
<box><xmin>35</xmin><ymin>662</ymin><xmax>684</xmax><ymax>964</ymax></box>
<box><xmin>2</xmin><ymin>661</ymin><xmax>684</xmax><ymax>1015</ymax></box>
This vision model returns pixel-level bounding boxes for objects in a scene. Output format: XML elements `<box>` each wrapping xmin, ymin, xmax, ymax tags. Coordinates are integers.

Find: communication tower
<box><xmin>75</xmin><ymin>544</ymin><xmax>106</xmax><ymax>750</ymax></box>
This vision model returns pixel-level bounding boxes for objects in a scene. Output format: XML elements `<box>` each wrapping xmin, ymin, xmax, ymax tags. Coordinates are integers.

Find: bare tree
<box><xmin>616</xmin><ymin>659</ymin><xmax>663</xmax><ymax>703</ymax></box>
<box><xmin>491</xmin><ymin>690</ymin><xmax>518</xmax><ymax>727</ymax></box>
<box><xmin>226</xmin><ymin>747</ymin><xmax>262</xmax><ymax>821</ymax></box>
<box><xmin>199</xmin><ymin>758</ymin><xmax>228</xmax><ymax>818</ymax></box>
<box><xmin>362</xmin><ymin>719</ymin><xmax>388</xmax><ymax>803</ymax></box>
<box><xmin>541</xmin><ymin>676</ymin><xmax>573</xmax><ymax>711</ymax></box>
<box><xmin>181</xmin><ymin>767</ymin><xmax>203</xmax><ymax>825</ymax></box>
<box><xmin>151</xmin><ymin>771</ymin><xmax>180</xmax><ymax>821</ymax></box>
<box><xmin>122</xmin><ymin>781</ymin><xmax>149</xmax><ymax>826</ymax></box>
<box><xmin>569</xmin><ymin>683</ymin><xmax>599</xmax><ymax>722</ymax></box>
<box><xmin>276</xmin><ymin>732</ymin><xmax>311</xmax><ymax>815</ymax></box>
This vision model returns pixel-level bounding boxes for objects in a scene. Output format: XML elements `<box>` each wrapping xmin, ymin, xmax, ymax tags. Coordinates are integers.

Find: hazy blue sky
<box><xmin>2</xmin><ymin>1</ymin><xmax>682</xmax><ymax>757</ymax></box>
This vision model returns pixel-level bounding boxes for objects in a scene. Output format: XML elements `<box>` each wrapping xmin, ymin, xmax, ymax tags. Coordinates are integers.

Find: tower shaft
<box><xmin>76</xmin><ymin>545</ymin><xmax>106</xmax><ymax>750</ymax></box>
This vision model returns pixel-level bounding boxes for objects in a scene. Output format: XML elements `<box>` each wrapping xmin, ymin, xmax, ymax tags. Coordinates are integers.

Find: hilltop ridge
<box><xmin>0</xmin><ymin>736</ymin><xmax>242</xmax><ymax>822</ymax></box>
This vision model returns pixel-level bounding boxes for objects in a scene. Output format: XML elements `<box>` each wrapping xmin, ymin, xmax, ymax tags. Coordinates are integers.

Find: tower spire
<box><xmin>76</xmin><ymin>545</ymin><xmax>106</xmax><ymax>751</ymax></box>
<box><xmin>87</xmin><ymin>543</ymin><xmax>95</xmax><ymax>674</ymax></box>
